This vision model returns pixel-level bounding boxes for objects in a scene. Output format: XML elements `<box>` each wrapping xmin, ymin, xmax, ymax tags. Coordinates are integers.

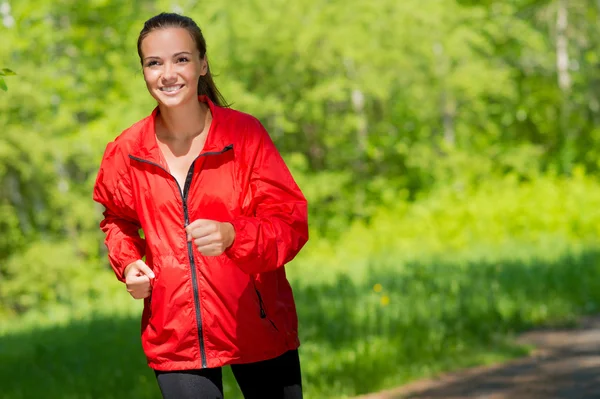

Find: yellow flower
<box><xmin>380</xmin><ymin>295</ymin><xmax>390</xmax><ymax>306</ymax></box>
<box><xmin>373</xmin><ymin>283</ymin><xmax>383</xmax><ymax>293</ymax></box>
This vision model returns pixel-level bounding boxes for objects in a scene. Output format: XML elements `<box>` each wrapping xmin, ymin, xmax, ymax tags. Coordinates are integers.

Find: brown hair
<box><xmin>137</xmin><ymin>12</ymin><xmax>228</xmax><ymax>107</ymax></box>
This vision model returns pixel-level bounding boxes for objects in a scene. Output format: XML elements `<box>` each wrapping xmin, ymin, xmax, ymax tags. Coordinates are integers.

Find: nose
<box><xmin>161</xmin><ymin>62</ymin><xmax>177</xmax><ymax>82</ymax></box>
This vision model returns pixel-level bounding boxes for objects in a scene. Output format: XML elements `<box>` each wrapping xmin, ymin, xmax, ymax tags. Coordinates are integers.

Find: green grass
<box><xmin>2</xmin><ymin>245</ymin><xmax>600</xmax><ymax>398</ymax></box>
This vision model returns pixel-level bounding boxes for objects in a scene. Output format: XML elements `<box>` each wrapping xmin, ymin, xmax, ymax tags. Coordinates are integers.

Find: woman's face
<box><xmin>140</xmin><ymin>27</ymin><xmax>207</xmax><ymax>108</ymax></box>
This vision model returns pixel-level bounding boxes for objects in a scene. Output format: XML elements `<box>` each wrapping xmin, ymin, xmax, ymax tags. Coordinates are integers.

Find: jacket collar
<box><xmin>129</xmin><ymin>95</ymin><xmax>230</xmax><ymax>165</ymax></box>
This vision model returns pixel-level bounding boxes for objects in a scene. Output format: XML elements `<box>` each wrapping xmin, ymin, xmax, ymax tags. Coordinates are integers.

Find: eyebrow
<box><xmin>143</xmin><ymin>51</ymin><xmax>192</xmax><ymax>62</ymax></box>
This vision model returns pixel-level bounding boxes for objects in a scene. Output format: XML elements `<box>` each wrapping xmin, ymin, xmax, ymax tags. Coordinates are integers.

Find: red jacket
<box><xmin>93</xmin><ymin>96</ymin><xmax>308</xmax><ymax>370</ymax></box>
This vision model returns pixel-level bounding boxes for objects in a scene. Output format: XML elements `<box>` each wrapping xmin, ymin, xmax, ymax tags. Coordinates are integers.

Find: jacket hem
<box><xmin>148</xmin><ymin>340</ymin><xmax>300</xmax><ymax>371</ymax></box>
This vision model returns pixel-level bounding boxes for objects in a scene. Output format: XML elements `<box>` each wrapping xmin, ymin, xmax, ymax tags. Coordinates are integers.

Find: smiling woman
<box><xmin>141</xmin><ymin>29</ymin><xmax>207</xmax><ymax>109</ymax></box>
<box><xmin>93</xmin><ymin>12</ymin><xmax>308</xmax><ymax>399</ymax></box>
<box><xmin>136</xmin><ymin>14</ymin><xmax>227</xmax><ymax>108</ymax></box>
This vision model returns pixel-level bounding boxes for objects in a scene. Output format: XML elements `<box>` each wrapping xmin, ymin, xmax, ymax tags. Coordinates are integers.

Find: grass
<box><xmin>2</xmin><ymin>245</ymin><xmax>600</xmax><ymax>398</ymax></box>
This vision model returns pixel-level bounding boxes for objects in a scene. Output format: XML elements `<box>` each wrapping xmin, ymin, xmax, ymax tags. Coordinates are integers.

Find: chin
<box><xmin>158</xmin><ymin>98</ymin><xmax>183</xmax><ymax>108</ymax></box>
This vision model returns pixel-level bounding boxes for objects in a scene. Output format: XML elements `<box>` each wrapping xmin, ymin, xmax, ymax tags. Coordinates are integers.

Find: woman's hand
<box><xmin>186</xmin><ymin>219</ymin><xmax>236</xmax><ymax>256</ymax></box>
<box><xmin>124</xmin><ymin>260</ymin><xmax>155</xmax><ymax>299</ymax></box>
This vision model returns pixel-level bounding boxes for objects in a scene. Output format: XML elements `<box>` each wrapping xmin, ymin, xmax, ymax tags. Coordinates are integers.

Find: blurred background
<box><xmin>1</xmin><ymin>0</ymin><xmax>600</xmax><ymax>398</ymax></box>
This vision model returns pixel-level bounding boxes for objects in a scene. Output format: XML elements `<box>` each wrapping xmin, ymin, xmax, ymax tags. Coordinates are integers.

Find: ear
<box><xmin>199</xmin><ymin>55</ymin><xmax>208</xmax><ymax>76</ymax></box>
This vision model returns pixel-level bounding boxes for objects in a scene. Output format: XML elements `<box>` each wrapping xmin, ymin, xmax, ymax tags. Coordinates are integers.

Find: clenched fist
<box><xmin>185</xmin><ymin>219</ymin><xmax>236</xmax><ymax>256</ymax></box>
<box><xmin>124</xmin><ymin>259</ymin><xmax>155</xmax><ymax>299</ymax></box>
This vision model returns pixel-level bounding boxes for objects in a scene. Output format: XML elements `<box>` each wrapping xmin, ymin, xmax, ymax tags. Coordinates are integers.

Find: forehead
<box><xmin>141</xmin><ymin>27</ymin><xmax>197</xmax><ymax>56</ymax></box>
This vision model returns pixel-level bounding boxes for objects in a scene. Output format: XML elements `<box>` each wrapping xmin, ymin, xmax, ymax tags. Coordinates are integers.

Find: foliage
<box><xmin>0</xmin><ymin>68</ymin><xmax>16</xmax><ymax>91</ymax></box>
<box><xmin>290</xmin><ymin>170</ymin><xmax>600</xmax><ymax>284</ymax></box>
<box><xmin>2</xmin><ymin>0</ymin><xmax>600</xmax><ymax>257</ymax></box>
<box><xmin>2</xmin><ymin>0</ymin><xmax>600</xmax><ymax>397</ymax></box>
<box><xmin>0</xmin><ymin>241</ymin><xmax>106</xmax><ymax>318</ymax></box>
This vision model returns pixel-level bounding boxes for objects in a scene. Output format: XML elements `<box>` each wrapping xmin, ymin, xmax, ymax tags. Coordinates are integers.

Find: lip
<box><xmin>159</xmin><ymin>84</ymin><xmax>184</xmax><ymax>96</ymax></box>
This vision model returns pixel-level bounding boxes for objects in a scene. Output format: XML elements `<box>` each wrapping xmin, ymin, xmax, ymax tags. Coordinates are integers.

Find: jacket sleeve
<box><xmin>93</xmin><ymin>142</ymin><xmax>145</xmax><ymax>282</ymax></box>
<box><xmin>225</xmin><ymin>118</ymin><xmax>309</xmax><ymax>274</ymax></box>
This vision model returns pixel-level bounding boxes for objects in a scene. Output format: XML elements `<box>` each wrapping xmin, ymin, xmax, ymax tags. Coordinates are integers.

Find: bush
<box><xmin>0</xmin><ymin>241</ymin><xmax>112</xmax><ymax>318</ymax></box>
<box><xmin>289</xmin><ymin>169</ymin><xmax>600</xmax><ymax>284</ymax></box>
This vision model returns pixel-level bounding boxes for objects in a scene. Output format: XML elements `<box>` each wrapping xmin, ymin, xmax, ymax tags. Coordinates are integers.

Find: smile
<box><xmin>159</xmin><ymin>85</ymin><xmax>184</xmax><ymax>93</ymax></box>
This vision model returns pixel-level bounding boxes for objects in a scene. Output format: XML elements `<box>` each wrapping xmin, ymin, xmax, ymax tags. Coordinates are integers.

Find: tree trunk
<box><xmin>556</xmin><ymin>0</ymin><xmax>571</xmax><ymax>92</ymax></box>
<box><xmin>351</xmin><ymin>88</ymin><xmax>368</xmax><ymax>173</ymax></box>
<box><xmin>433</xmin><ymin>42</ymin><xmax>455</xmax><ymax>147</ymax></box>
<box><xmin>556</xmin><ymin>0</ymin><xmax>573</xmax><ymax>172</ymax></box>
<box><xmin>442</xmin><ymin>91</ymin><xmax>456</xmax><ymax>147</ymax></box>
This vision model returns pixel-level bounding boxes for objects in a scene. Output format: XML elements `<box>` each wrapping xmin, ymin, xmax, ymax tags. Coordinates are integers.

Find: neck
<box><xmin>157</xmin><ymin>98</ymin><xmax>209</xmax><ymax>140</ymax></box>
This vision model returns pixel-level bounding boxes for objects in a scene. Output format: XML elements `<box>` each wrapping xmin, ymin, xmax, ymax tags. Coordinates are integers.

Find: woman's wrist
<box><xmin>223</xmin><ymin>222</ymin><xmax>236</xmax><ymax>249</ymax></box>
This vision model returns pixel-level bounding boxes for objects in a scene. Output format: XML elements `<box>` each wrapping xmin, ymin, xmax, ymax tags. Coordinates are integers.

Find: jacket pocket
<box><xmin>253</xmin><ymin>282</ymin><xmax>279</xmax><ymax>332</ymax></box>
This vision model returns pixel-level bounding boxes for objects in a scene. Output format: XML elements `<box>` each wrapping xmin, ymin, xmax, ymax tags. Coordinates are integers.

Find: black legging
<box><xmin>154</xmin><ymin>350</ymin><xmax>303</xmax><ymax>399</ymax></box>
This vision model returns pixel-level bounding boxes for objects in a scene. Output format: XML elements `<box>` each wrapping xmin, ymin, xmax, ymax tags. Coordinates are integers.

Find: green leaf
<box><xmin>0</xmin><ymin>77</ymin><xmax>7</xmax><ymax>91</ymax></box>
<box><xmin>1</xmin><ymin>68</ymin><xmax>16</xmax><ymax>76</ymax></box>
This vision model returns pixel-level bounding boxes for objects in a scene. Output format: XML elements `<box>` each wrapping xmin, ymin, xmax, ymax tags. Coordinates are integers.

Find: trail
<box><xmin>357</xmin><ymin>316</ymin><xmax>600</xmax><ymax>399</ymax></box>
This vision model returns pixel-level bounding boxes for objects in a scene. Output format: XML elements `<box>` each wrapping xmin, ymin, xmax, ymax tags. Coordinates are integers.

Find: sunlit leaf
<box><xmin>1</xmin><ymin>68</ymin><xmax>16</xmax><ymax>76</ymax></box>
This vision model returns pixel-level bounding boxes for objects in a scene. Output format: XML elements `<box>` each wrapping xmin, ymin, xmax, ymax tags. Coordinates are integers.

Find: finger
<box><xmin>190</xmin><ymin>228</ymin><xmax>210</xmax><ymax>241</ymax></box>
<box><xmin>195</xmin><ymin>241</ymin><xmax>216</xmax><ymax>254</ymax></box>
<box><xmin>127</xmin><ymin>287</ymin><xmax>146</xmax><ymax>297</ymax></box>
<box><xmin>131</xmin><ymin>284</ymin><xmax>151</xmax><ymax>297</ymax></box>
<box><xmin>185</xmin><ymin>219</ymin><xmax>210</xmax><ymax>235</ymax></box>
<box><xmin>190</xmin><ymin>224</ymin><xmax>217</xmax><ymax>240</ymax></box>
<box><xmin>196</xmin><ymin>243</ymin><xmax>224</xmax><ymax>257</ymax></box>
<box><xmin>133</xmin><ymin>290</ymin><xmax>149</xmax><ymax>299</ymax></box>
<box><xmin>124</xmin><ymin>259</ymin><xmax>144</xmax><ymax>278</ymax></box>
<box><xmin>194</xmin><ymin>235</ymin><xmax>213</xmax><ymax>248</ymax></box>
<box><xmin>129</xmin><ymin>274</ymin><xmax>151</xmax><ymax>284</ymax></box>
<box><xmin>133</xmin><ymin>292</ymin><xmax>148</xmax><ymax>300</ymax></box>
<box><xmin>136</xmin><ymin>261</ymin><xmax>155</xmax><ymax>279</ymax></box>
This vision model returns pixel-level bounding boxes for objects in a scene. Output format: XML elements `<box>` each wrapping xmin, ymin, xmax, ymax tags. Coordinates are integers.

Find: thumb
<box><xmin>136</xmin><ymin>261</ymin><xmax>155</xmax><ymax>279</ymax></box>
<box><xmin>185</xmin><ymin>219</ymin><xmax>207</xmax><ymax>241</ymax></box>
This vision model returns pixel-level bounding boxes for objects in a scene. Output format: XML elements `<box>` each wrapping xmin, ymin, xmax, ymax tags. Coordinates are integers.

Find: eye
<box><xmin>176</xmin><ymin>57</ymin><xmax>189</xmax><ymax>63</ymax></box>
<box><xmin>145</xmin><ymin>60</ymin><xmax>160</xmax><ymax>67</ymax></box>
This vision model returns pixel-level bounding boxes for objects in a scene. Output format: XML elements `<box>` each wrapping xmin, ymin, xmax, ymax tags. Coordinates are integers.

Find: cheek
<box><xmin>143</xmin><ymin>70</ymin><xmax>158</xmax><ymax>86</ymax></box>
<box><xmin>142</xmin><ymin>72</ymin><xmax>160</xmax><ymax>99</ymax></box>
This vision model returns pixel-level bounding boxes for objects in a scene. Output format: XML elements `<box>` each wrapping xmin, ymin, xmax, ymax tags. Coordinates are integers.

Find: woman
<box><xmin>93</xmin><ymin>12</ymin><xmax>308</xmax><ymax>399</ymax></box>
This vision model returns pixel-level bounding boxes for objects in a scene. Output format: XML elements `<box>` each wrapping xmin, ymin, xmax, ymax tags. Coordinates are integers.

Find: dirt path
<box><xmin>356</xmin><ymin>316</ymin><xmax>600</xmax><ymax>399</ymax></box>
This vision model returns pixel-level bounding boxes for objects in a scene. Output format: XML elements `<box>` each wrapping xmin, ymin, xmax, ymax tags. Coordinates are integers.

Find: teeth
<box><xmin>161</xmin><ymin>85</ymin><xmax>183</xmax><ymax>92</ymax></box>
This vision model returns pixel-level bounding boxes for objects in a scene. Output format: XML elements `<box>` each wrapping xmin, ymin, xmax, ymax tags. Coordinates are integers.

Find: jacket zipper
<box><xmin>253</xmin><ymin>282</ymin><xmax>279</xmax><ymax>332</ymax></box>
<box><xmin>129</xmin><ymin>143</ymin><xmax>233</xmax><ymax>368</ymax></box>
